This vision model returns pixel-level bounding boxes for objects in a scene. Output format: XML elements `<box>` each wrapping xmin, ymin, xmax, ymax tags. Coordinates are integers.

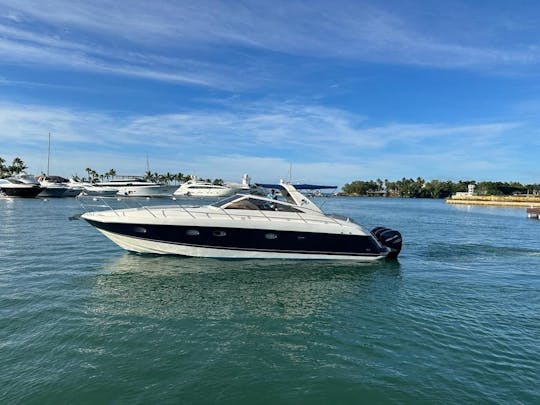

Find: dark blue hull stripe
<box><xmin>85</xmin><ymin>220</ymin><xmax>386</xmax><ymax>257</ymax></box>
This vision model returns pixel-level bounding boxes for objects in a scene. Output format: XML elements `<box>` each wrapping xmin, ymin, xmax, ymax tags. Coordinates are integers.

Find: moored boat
<box><xmin>173</xmin><ymin>174</ymin><xmax>252</xmax><ymax>197</ymax></box>
<box><xmin>0</xmin><ymin>174</ymin><xmax>43</xmax><ymax>198</ymax></box>
<box><xmin>97</xmin><ymin>177</ymin><xmax>174</xmax><ymax>197</ymax></box>
<box><xmin>38</xmin><ymin>175</ymin><xmax>84</xmax><ymax>197</ymax></box>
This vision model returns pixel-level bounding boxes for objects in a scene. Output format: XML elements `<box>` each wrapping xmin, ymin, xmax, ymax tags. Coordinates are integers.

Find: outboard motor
<box><xmin>371</xmin><ymin>227</ymin><xmax>402</xmax><ymax>259</ymax></box>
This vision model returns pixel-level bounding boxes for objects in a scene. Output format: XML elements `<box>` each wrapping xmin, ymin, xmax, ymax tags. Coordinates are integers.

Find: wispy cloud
<box><xmin>0</xmin><ymin>100</ymin><xmax>533</xmax><ymax>183</ymax></box>
<box><xmin>1</xmin><ymin>0</ymin><xmax>540</xmax><ymax>92</ymax></box>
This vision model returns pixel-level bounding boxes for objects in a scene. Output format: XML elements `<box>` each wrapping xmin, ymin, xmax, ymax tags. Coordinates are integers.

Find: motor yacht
<box><xmin>69</xmin><ymin>179</ymin><xmax>119</xmax><ymax>197</ymax></box>
<box><xmin>82</xmin><ymin>180</ymin><xmax>402</xmax><ymax>261</ymax></box>
<box><xmin>173</xmin><ymin>180</ymin><xmax>238</xmax><ymax>197</ymax></box>
<box><xmin>37</xmin><ymin>175</ymin><xmax>84</xmax><ymax>197</ymax></box>
<box><xmin>0</xmin><ymin>174</ymin><xmax>43</xmax><ymax>198</ymax></box>
<box><xmin>97</xmin><ymin>177</ymin><xmax>174</xmax><ymax>197</ymax></box>
<box><xmin>173</xmin><ymin>174</ymin><xmax>252</xmax><ymax>197</ymax></box>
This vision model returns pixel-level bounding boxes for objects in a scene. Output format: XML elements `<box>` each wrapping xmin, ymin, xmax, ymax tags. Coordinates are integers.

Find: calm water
<box><xmin>1</xmin><ymin>196</ymin><xmax>539</xmax><ymax>404</ymax></box>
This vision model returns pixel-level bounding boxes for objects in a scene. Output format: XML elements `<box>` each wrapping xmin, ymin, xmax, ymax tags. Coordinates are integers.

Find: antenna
<box><xmin>288</xmin><ymin>163</ymin><xmax>292</xmax><ymax>183</ymax></box>
<box><xmin>146</xmin><ymin>155</ymin><xmax>150</xmax><ymax>173</ymax></box>
<box><xmin>47</xmin><ymin>132</ymin><xmax>51</xmax><ymax>176</ymax></box>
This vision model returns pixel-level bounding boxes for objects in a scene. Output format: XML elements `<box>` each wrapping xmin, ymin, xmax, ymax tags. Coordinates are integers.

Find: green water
<box><xmin>1</xmin><ymin>197</ymin><xmax>539</xmax><ymax>403</ymax></box>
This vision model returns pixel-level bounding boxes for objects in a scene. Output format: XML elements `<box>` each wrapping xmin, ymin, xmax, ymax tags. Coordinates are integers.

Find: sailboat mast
<box><xmin>47</xmin><ymin>132</ymin><xmax>51</xmax><ymax>176</ymax></box>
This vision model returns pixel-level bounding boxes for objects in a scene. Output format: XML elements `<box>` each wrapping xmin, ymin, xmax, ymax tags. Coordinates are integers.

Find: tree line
<box><xmin>342</xmin><ymin>178</ymin><xmax>540</xmax><ymax>198</ymax></box>
<box><xmin>3</xmin><ymin>156</ymin><xmax>538</xmax><ymax>196</ymax></box>
<box><xmin>75</xmin><ymin>168</ymin><xmax>224</xmax><ymax>185</ymax></box>
<box><xmin>0</xmin><ymin>157</ymin><xmax>225</xmax><ymax>184</ymax></box>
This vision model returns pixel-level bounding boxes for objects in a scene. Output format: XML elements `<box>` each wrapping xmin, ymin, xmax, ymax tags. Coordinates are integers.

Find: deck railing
<box><xmin>77</xmin><ymin>195</ymin><xmax>351</xmax><ymax>227</ymax></box>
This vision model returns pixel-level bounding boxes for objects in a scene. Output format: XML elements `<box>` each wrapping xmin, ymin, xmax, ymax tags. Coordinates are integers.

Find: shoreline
<box><xmin>446</xmin><ymin>195</ymin><xmax>540</xmax><ymax>207</ymax></box>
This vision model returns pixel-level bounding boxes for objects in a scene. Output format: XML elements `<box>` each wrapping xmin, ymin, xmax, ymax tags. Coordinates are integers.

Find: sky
<box><xmin>1</xmin><ymin>0</ymin><xmax>540</xmax><ymax>186</ymax></box>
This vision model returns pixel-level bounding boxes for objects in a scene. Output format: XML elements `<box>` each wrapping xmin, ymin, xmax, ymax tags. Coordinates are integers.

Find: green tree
<box><xmin>9</xmin><ymin>157</ymin><xmax>27</xmax><ymax>175</ymax></box>
<box><xmin>0</xmin><ymin>156</ymin><xmax>6</xmax><ymax>178</ymax></box>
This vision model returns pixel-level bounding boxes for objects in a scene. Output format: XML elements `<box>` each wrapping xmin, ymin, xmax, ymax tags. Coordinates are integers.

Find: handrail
<box><xmin>77</xmin><ymin>196</ymin><xmax>348</xmax><ymax>227</ymax></box>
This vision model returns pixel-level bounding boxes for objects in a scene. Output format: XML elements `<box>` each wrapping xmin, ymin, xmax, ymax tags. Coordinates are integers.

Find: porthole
<box><xmin>297</xmin><ymin>235</ymin><xmax>306</xmax><ymax>240</ymax></box>
<box><xmin>265</xmin><ymin>233</ymin><xmax>278</xmax><ymax>240</ymax></box>
<box><xmin>133</xmin><ymin>226</ymin><xmax>147</xmax><ymax>234</ymax></box>
<box><xmin>186</xmin><ymin>229</ymin><xmax>200</xmax><ymax>236</ymax></box>
<box><xmin>213</xmin><ymin>230</ymin><xmax>227</xmax><ymax>237</ymax></box>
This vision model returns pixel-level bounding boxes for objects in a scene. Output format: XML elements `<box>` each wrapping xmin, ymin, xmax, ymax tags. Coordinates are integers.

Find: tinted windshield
<box><xmin>226</xmin><ymin>197</ymin><xmax>302</xmax><ymax>212</ymax></box>
<box><xmin>211</xmin><ymin>194</ymin><xmax>243</xmax><ymax>208</ymax></box>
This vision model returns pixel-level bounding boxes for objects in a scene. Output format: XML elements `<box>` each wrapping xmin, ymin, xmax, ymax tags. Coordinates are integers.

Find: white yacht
<box><xmin>96</xmin><ymin>177</ymin><xmax>175</xmax><ymax>197</ymax></box>
<box><xmin>173</xmin><ymin>174</ymin><xmax>251</xmax><ymax>197</ymax></box>
<box><xmin>82</xmin><ymin>180</ymin><xmax>402</xmax><ymax>261</ymax></box>
<box><xmin>70</xmin><ymin>179</ymin><xmax>119</xmax><ymax>197</ymax></box>
<box><xmin>0</xmin><ymin>174</ymin><xmax>43</xmax><ymax>198</ymax></box>
<box><xmin>37</xmin><ymin>175</ymin><xmax>84</xmax><ymax>198</ymax></box>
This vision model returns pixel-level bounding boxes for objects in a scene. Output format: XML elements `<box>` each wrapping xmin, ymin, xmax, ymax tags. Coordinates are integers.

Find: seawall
<box><xmin>446</xmin><ymin>195</ymin><xmax>540</xmax><ymax>207</ymax></box>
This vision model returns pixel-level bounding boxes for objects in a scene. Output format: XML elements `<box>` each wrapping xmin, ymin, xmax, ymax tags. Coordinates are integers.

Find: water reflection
<box><xmin>90</xmin><ymin>253</ymin><xmax>401</xmax><ymax>320</ymax></box>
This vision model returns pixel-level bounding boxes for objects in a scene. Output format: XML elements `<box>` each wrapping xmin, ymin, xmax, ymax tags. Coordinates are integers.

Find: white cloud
<box><xmin>0</xmin><ymin>100</ymin><xmax>532</xmax><ymax>184</ymax></box>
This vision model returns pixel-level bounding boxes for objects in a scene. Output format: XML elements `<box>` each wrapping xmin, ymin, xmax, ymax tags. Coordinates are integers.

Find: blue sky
<box><xmin>1</xmin><ymin>0</ymin><xmax>540</xmax><ymax>186</ymax></box>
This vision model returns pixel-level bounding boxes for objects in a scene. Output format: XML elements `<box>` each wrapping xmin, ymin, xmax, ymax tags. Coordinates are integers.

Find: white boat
<box><xmin>38</xmin><ymin>175</ymin><xmax>84</xmax><ymax>198</ymax></box>
<box><xmin>0</xmin><ymin>174</ymin><xmax>43</xmax><ymax>198</ymax></box>
<box><xmin>82</xmin><ymin>180</ymin><xmax>402</xmax><ymax>261</ymax></box>
<box><xmin>173</xmin><ymin>174</ymin><xmax>251</xmax><ymax>197</ymax></box>
<box><xmin>96</xmin><ymin>177</ymin><xmax>174</xmax><ymax>197</ymax></box>
<box><xmin>70</xmin><ymin>179</ymin><xmax>119</xmax><ymax>197</ymax></box>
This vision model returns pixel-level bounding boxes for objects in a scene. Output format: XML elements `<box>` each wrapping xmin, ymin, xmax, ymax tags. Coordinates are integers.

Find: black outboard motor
<box><xmin>371</xmin><ymin>227</ymin><xmax>402</xmax><ymax>259</ymax></box>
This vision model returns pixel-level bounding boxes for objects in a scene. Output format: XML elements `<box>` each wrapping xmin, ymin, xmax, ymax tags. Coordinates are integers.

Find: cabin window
<box><xmin>265</xmin><ymin>233</ymin><xmax>278</xmax><ymax>240</ymax></box>
<box><xmin>133</xmin><ymin>226</ymin><xmax>147</xmax><ymax>234</ymax></box>
<box><xmin>213</xmin><ymin>230</ymin><xmax>227</xmax><ymax>237</ymax></box>
<box><xmin>186</xmin><ymin>229</ymin><xmax>200</xmax><ymax>236</ymax></box>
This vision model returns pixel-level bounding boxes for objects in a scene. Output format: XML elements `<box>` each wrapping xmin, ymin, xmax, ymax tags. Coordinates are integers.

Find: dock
<box><xmin>526</xmin><ymin>207</ymin><xmax>540</xmax><ymax>219</ymax></box>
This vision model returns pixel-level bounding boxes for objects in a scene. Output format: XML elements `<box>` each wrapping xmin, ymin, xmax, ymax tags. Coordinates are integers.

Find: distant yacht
<box><xmin>0</xmin><ymin>174</ymin><xmax>43</xmax><ymax>198</ymax></box>
<box><xmin>37</xmin><ymin>175</ymin><xmax>84</xmax><ymax>198</ymax></box>
<box><xmin>70</xmin><ymin>179</ymin><xmax>118</xmax><ymax>197</ymax></box>
<box><xmin>97</xmin><ymin>177</ymin><xmax>175</xmax><ymax>197</ymax></box>
<box><xmin>173</xmin><ymin>174</ymin><xmax>251</xmax><ymax>197</ymax></box>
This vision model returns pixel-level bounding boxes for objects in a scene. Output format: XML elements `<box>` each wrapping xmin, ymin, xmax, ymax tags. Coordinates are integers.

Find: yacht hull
<box><xmin>117</xmin><ymin>185</ymin><xmax>176</xmax><ymax>197</ymax></box>
<box><xmin>39</xmin><ymin>187</ymin><xmax>69</xmax><ymax>198</ymax></box>
<box><xmin>84</xmin><ymin>219</ymin><xmax>388</xmax><ymax>261</ymax></box>
<box><xmin>0</xmin><ymin>186</ymin><xmax>43</xmax><ymax>198</ymax></box>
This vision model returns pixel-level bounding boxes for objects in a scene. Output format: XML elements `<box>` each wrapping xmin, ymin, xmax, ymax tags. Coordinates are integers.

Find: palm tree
<box><xmin>10</xmin><ymin>157</ymin><xmax>27</xmax><ymax>175</ymax></box>
<box><xmin>85</xmin><ymin>167</ymin><xmax>93</xmax><ymax>182</ymax></box>
<box><xmin>105</xmin><ymin>169</ymin><xmax>116</xmax><ymax>180</ymax></box>
<box><xmin>0</xmin><ymin>156</ymin><xmax>6</xmax><ymax>178</ymax></box>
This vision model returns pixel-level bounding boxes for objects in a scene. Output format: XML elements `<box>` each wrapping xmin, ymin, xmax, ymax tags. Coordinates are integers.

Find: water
<box><xmin>1</xmin><ymin>196</ymin><xmax>539</xmax><ymax>404</ymax></box>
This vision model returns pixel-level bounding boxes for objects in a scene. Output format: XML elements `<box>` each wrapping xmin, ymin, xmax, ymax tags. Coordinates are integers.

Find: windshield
<box><xmin>211</xmin><ymin>194</ymin><xmax>244</xmax><ymax>208</ymax></box>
